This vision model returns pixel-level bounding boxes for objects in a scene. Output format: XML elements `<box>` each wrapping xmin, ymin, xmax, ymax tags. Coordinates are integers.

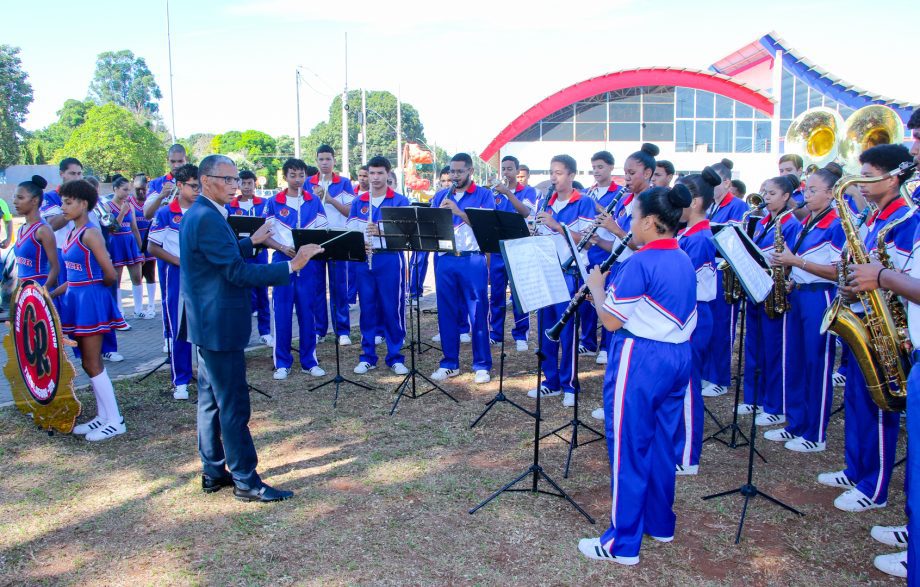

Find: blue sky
<box><xmin>8</xmin><ymin>0</ymin><xmax>919</xmax><ymax>154</ymax></box>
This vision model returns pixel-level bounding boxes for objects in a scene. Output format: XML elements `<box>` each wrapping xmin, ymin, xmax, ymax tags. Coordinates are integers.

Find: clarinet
<box><xmin>545</xmin><ymin>231</ymin><xmax>633</xmax><ymax>342</ymax></box>
<box><xmin>560</xmin><ymin>187</ymin><xmax>628</xmax><ymax>271</ymax></box>
<box><xmin>530</xmin><ymin>186</ymin><xmax>551</xmax><ymax>235</ymax></box>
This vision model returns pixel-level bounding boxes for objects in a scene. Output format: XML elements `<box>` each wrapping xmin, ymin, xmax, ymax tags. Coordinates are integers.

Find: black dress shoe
<box><xmin>233</xmin><ymin>483</ymin><xmax>294</xmax><ymax>503</ymax></box>
<box><xmin>202</xmin><ymin>474</ymin><xmax>234</xmax><ymax>494</ymax></box>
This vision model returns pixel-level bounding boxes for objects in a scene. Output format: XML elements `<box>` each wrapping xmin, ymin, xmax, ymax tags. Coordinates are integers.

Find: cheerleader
<box><xmin>52</xmin><ymin>179</ymin><xmax>128</xmax><ymax>441</ymax></box>
<box><xmin>738</xmin><ymin>175</ymin><xmax>801</xmax><ymax>424</ymax></box>
<box><xmin>700</xmin><ymin>158</ymin><xmax>748</xmax><ymax>398</ymax></box>
<box><xmin>817</xmin><ymin>144</ymin><xmax>918</xmax><ymax>512</ymax></box>
<box><xmin>673</xmin><ymin>169</ymin><xmax>720</xmax><ymax>475</ymax></box>
<box><xmin>131</xmin><ymin>174</ymin><xmax>158</xmax><ymax>318</ymax></box>
<box><xmin>580</xmin><ymin>184</ymin><xmax>696</xmax><ymax>565</ymax></box>
<box><xmin>767</xmin><ymin>163</ymin><xmax>845</xmax><ymax>452</ymax></box>
<box><xmin>12</xmin><ymin>175</ymin><xmax>60</xmax><ymax>289</ymax></box>
<box><xmin>106</xmin><ymin>175</ymin><xmax>145</xmax><ymax>320</ymax></box>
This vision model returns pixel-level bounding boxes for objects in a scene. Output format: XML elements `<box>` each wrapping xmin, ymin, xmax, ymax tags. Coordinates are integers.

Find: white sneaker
<box><xmin>577</xmin><ymin>538</ymin><xmax>638</xmax><ymax>565</ymax></box>
<box><xmin>259</xmin><ymin>334</ymin><xmax>275</xmax><ymax>347</ymax></box>
<box><xmin>391</xmin><ymin>363</ymin><xmax>409</xmax><ymax>375</ymax></box>
<box><xmin>675</xmin><ymin>464</ymin><xmax>699</xmax><ymax>475</ymax></box>
<box><xmin>562</xmin><ymin>392</ymin><xmax>575</xmax><ymax>407</ymax></box>
<box><xmin>460</xmin><ymin>333</ymin><xmax>472</xmax><ymax>343</ymax></box>
<box><xmin>874</xmin><ymin>551</ymin><xmax>907</xmax><ymax>578</ymax></box>
<box><xmin>431</xmin><ymin>334</ymin><xmax>441</xmax><ymax>342</ymax></box>
<box><xmin>871</xmin><ymin>525</ymin><xmax>908</xmax><ymax>549</ymax></box>
<box><xmin>702</xmin><ymin>384</ymin><xmax>727</xmax><ymax>397</ymax></box>
<box><xmin>73</xmin><ymin>416</ymin><xmax>105</xmax><ymax>435</ymax></box>
<box><xmin>577</xmin><ymin>344</ymin><xmax>596</xmax><ymax>357</ymax></box>
<box><xmin>338</xmin><ymin>335</ymin><xmax>352</xmax><ymax>346</ymax></box>
<box><xmin>316</xmin><ymin>335</ymin><xmax>326</xmax><ymax>344</ymax></box>
<box><xmin>162</xmin><ymin>340</ymin><xmax>169</xmax><ymax>353</ymax></box>
<box><xmin>375</xmin><ymin>336</ymin><xmax>385</xmax><ymax>345</ymax></box>
<box><xmin>430</xmin><ymin>367</ymin><xmax>459</xmax><ymax>381</ymax></box>
<box><xmin>121</xmin><ymin>322</ymin><xmax>132</xmax><ymax>331</ymax></box>
<box><xmin>273</xmin><ymin>367</ymin><xmax>290</xmax><ymax>380</ymax></box>
<box><xmin>353</xmin><ymin>362</ymin><xmax>375</xmax><ymax>375</ymax></box>
<box><xmin>736</xmin><ymin>403</ymin><xmax>759</xmax><ymax>416</ymax></box>
<box><xmin>145</xmin><ymin>304</ymin><xmax>157</xmax><ymax>317</ymax></box>
<box><xmin>304</xmin><ymin>366</ymin><xmax>326</xmax><ymax>377</ymax></box>
<box><xmin>133</xmin><ymin>311</ymin><xmax>149</xmax><ymax>320</ymax></box>
<box><xmin>784</xmin><ymin>438</ymin><xmax>826</xmax><ymax>453</ymax></box>
<box><xmin>755</xmin><ymin>413</ymin><xmax>786</xmax><ymax>427</ymax></box>
<box><xmin>817</xmin><ymin>470</ymin><xmax>856</xmax><ymax>489</ymax></box>
<box><xmin>85</xmin><ymin>419</ymin><xmax>126</xmax><ymax>442</ymax></box>
<box><xmin>474</xmin><ymin>370</ymin><xmax>491</xmax><ymax>384</ymax></box>
<box><xmin>834</xmin><ymin>488</ymin><xmax>886</xmax><ymax>512</ymax></box>
<box><xmin>102</xmin><ymin>352</ymin><xmax>124</xmax><ymax>362</ymax></box>
<box><xmin>591</xmin><ymin>407</ymin><xmax>605</xmax><ymax>421</ymax></box>
<box><xmin>489</xmin><ymin>338</ymin><xmax>501</xmax><ymax>347</ymax></box>
<box><xmin>833</xmin><ymin>372</ymin><xmax>846</xmax><ymax>387</ymax></box>
<box><xmin>515</xmin><ymin>340</ymin><xmax>529</xmax><ymax>352</ymax></box>
<box><xmin>595</xmin><ymin>350</ymin><xmax>607</xmax><ymax>364</ymax></box>
<box><xmin>527</xmin><ymin>386</ymin><xmax>561</xmax><ymax>398</ymax></box>
<box><xmin>173</xmin><ymin>384</ymin><xmax>189</xmax><ymax>400</ymax></box>
<box><xmin>764</xmin><ymin>428</ymin><xmax>797</xmax><ymax>442</ymax></box>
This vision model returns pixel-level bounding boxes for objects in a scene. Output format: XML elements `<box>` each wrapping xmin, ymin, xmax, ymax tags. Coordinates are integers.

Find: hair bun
<box><xmin>823</xmin><ymin>161</ymin><xmax>844</xmax><ymax>180</ymax></box>
<box><xmin>31</xmin><ymin>175</ymin><xmax>48</xmax><ymax>190</ymax></box>
<box><xmin>720</xmin><ymin>158</ymin><xmax>734</xmax><ymax>170</ymax></box>
<box><xmin>668</xmin><ymin>184</ymin><xmax>693</xmax><ymax>208</ymax></box>
<box><xmin>641</xmin><ymin>143</ymin><xmax>660</xmax><ymax>157</ymax></box>
<box><xmin>701</xmin><ymin>166</ymin><xmax>721</xmax><ymax>187</ymax></box>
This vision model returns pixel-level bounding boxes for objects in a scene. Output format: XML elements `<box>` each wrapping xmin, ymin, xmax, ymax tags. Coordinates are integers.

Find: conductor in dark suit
<box><xmin>180</xmin><ymin>154</ymin><xmax>322</xmax><ymax>502</ymax></box>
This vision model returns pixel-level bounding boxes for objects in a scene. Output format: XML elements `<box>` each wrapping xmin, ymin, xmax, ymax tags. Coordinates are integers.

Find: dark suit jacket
<box><xmin>179</xmin><ymin>197</ymin><xmax>290</xmax><ymax>351</ymax></box>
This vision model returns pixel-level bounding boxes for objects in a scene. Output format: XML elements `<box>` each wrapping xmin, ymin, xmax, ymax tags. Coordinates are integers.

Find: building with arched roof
<box><xmin>481</xmin><ymin>32</ymin><xmax>917</xmax><ymax>186</ymax></box>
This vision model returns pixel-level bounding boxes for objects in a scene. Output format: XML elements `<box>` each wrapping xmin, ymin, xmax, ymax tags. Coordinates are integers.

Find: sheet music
<box><xmin>713</xmin><ymin>226</ymin><xmax>773</xmax><ymax>303</ymax></box>
<box><xmin>557</xmin><ymin>226</ymin><xmax>588</xmax><ymax>283</ymax></box>
<box><xmin>502</xmin><ymin>236</ymin><xmax>571</xmax><ymax>313</ymax></box>
<box><xmin>272</xmin><ymin>217</ymin><xmax>294</xmax><ymax>248</ymax></box>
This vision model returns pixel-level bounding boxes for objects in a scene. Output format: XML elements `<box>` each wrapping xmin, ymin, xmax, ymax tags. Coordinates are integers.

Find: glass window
<box><xmin>716</xmin><ymin>95</ymin><xmax>734</xmax><ymax>119</ymax></box>
<box><xmin>610</xmin><ymin>102</ymin><xmax>640</xmax><ymax>122</ymax></box>
<box><xmin>735</xmin><ymin>120</ymin><xmax>753</xmax><ymax>153</ymax></box>
<box><xmin>793</xmin><ymin>78</ymin><xmax>808</xmax><ymax>117</ymax></box>
<box><xmin>676</xmin><ymin>120</ymin><xmax>694</xmax><ymax>152</ymax></box>
<box><xmin>676</xmin><ymin>87</ymin><xmax>694</xmax><ymax>118</ymax></box>
<box><xmin>755</xmin><ymin>110</ymin><xmax>770</xmax><ymax>120</ymax></box>
<box><xmin>576</xmin><ymin>123</ymin><xmax>606</xmax><ymax>141</ymax></box>
<box><xmin>576</xmin><ymin>102</ymin><xmax>607</xmax><ymax>122</ymax></box>
<box><xmin>644</xmin><ymin>88</ymin><xmax>675</xmax><ymax>103</ymax></box>
<box><xmin>643</xmin><ymin>103</ymin><xmax>673</xmax><ymax>122</ymax></box>
<box><xmin>609</xmin><ymin>123</ymin><xmax>641</xmax><ymax>141</ymax></box>
<box><xmin>754</xmin><ymin>121</ymin><xmax>772</xmax><ymax>153</ymax></box>
<box><xmin>696</xmin><ymin>91</ymin><xmax>714</xmax><ymax>118</ymax></box>
<box><xmin>781</xmin><ymin>70</ymin><xmax>794</xmax><ymax>119</ymax></box>
<box><xmin>735</xmin><ymin>103</ymin><xmax>753</xmax><ymax>119</ymax></box>
<box><xmin>514</xmin><ymin>123</ymin><xmax>540</xmax><ymax>142</ymax></box>
<box><xmin>544</xmin><ymin>107</ymin><xmax>574</xmax><ymax>124</ymax></box>
<box><xmin>542</xmin><ymin>122</ymin><xmax>573</xmax><ymax>141</ymax></box>
<box><xmin>839</xmin><ymin>105</ymin><xmax>855</xmax><ymax>119</ymax></box>
<box><xmin>809</xmin><ymin>88</ymin><xmax>823</xmax><ymax>109</ymax></box>
<box><xmin>643</xmin><ymin>122</ymin><xmax>674</xmax><ymax>142</ymax></box>
<box><xmin>695</xmin><ymin>120</ymin><xmax>714</xmax><ymax>152</ymax></box>
<box><xmin>715</xmin><ymin>121</ymin><xmax>733</xmax><ymax>152</ymax></box>
<box><xmin>779</xmin><ymin>119</ymin><xmax>792</xmax><ymax>139</ymax></box>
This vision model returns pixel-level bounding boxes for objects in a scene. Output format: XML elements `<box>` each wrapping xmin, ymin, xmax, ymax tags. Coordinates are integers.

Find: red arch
<box><xmin>480</xmin><ymin>67</ymin><xmax>775</xmax><ymax>161</ymax></box>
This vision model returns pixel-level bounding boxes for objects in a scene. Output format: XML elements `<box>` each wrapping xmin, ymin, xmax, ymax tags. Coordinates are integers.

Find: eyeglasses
<box><xmin>203</xmin><ymin>174</ymin><xmax>241</xmax><ymax>186</ymax></box>
<box><xmin>181</xmin><ymin>182</ymin><xmax>201</xmax><ymax>190</ymax></box>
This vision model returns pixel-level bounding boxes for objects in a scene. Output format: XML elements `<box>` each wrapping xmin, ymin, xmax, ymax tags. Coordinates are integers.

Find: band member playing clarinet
<box><xmin>580</xmin><ymin>184</ymin><xmax>696</xmax><ymax>565</ymax></box>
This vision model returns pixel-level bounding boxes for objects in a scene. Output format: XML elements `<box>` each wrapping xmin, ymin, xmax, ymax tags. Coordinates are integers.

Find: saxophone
<box><xmin>764</xmin><ymin>208</ymin><xmax>795</xmax><ymax>319</ymax></box>
<box><xmin>819</xmin><ymin>162</ymin><xmax>917</xmax><ymax>411</ymax></box>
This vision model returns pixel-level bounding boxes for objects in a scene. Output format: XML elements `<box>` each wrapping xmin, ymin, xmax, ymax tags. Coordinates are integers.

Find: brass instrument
<box><xmin>720</xmin><ymin>193</ymin><xmax>766</xmax><ymax>303</ymax></box>
<box><xmin>764</xmin><ymin>208</ymin><xmax>795</xmax><ymax>319</ymax></box>
<box><xmin>95</xmin><ymin>197</ymin><xmax>115</xmax><ymax>229</ymax></box>
<box><xmin>820</xmin><ymin>162</ymin><xmax>917</xmax><ymax>411</ymax></box>
<box><xmin>785</xmin><ymin>107</ymin><xmax>845</xmax><ymax>169</ymax></box>
<box><xmin>838</xmin><ymin>105</ymin><xmax>905</xmax><ymax>174</ymax></box>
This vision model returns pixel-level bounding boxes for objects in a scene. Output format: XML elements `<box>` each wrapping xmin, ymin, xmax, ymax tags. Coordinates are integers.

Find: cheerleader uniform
<box><xmin>742</xmin><ymin>211</ymin><xmax>801</xmax><ymax>420</ymax></box>
<box><xmin>58</xmin><ymin>225</ymin><xmax>128</xmax><ymax>336</ymax></box>
<box><xmin>345</xmin><ymin>188</ymin><xmax>409</xmax><ymax>368</ymax></box>
<box><xmin>39</xmin><ymin>188</ymin><xmax>72</xmax><ymax>283</ymax></box>
<box><xmin>488</xmin><ymin>183</ymin><xmax>534</xmax><ymax>346</ymax></box>
<box><xmin>773</xmin><ymin>208</ymin><xmax>843</xmax><ymax>450</ymax></box>
<box><xmin>227</xmin><ymin>196</ymin><xmax>271</xmax><ymax>339</ymax></box>
<box><xmin>702</xmin><ymin>194</ymin><xmax>750</xmax><ymax>389</ymax></box>
<box><xmin>674</xmin><ymin>220</ymin><xmax>716</xmax><ymax>471</ymax></box>
<box><xmin>13</xmin><ymin>221</ymin><xmax>51</xmax><ymax>286</ymax></box>
<box><xmin>131</xmin><ymin>196</ymin><xmax>154</xmax><ymax>262</ymax></box>
<box><xmin>590</xmin><ymin>238</ymin><xmax>697</xmax><ymax>562</ymax></box>
<box><xmin>264</xmin><ymin>189</ymin><xmax>327</xmax><ymax>372</ymax></box>
<box><xmin>580</xmin><ymin>183</ymin><xmax>626</xmax><ymax>355</ymax></box>
<box><xmin>148</xmin><ymin>199</ymin><xmax>193</xmax><ymax>389</ymax></box>
<box><xmin>105</xmin><ymin>200</ymin><xmax>143</xmax><ymax>268</ymax></box>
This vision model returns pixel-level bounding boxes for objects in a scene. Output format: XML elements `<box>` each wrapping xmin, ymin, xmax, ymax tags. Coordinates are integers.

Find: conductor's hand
<box><xmin>250</xmin><ymin>222</ymin><xmax>275</xmax><ymax>245</ymax></box>
<box><xmin>846</xmin><ymin>261</ymin><xmax>885</xmax><ymax>292</ymax></box>
<box><xmin>291</xmin><ymin>244</ymin><xmax>324</xmax><ymax>272</ymax></box>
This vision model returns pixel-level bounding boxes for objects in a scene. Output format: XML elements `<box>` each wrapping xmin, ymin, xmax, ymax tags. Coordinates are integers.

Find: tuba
<box><xmin>838</xmin><ymin>105</ymin><xmax>905</xmax><ymax>174</ymax></box>
<box><xmin>820</xmin><ymin>162</ymin><xmax>917</xmax><ymax>411</ymax></box>
<box><xmin>785</xmin><ymin>107</ymin><xmax>845</xmax><ymax>170</ymax></box>
<box><xmin>764</xmin><ymin>208</ymin><xmax>795</xmax><ymax>319</ymax></box>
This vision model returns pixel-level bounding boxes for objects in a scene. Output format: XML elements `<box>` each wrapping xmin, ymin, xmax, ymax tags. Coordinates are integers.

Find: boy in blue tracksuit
<box><xmin>226</xmin><ymin>170</ymin><xmax>272</xmax><ymax>347</ymax></box>
<box><xmin>430</xmin><ymin>153</ymin><xmax>494</xmax><ymax>384</ymax></box>
<box><xmin>410</xmin><ymin>167</ymin><xmax>452</xmax><ymax>300</ymax></box>
<box><xmin>264</xmin><ymin>158</ymin><xmax>328</xmax><ymax>380</ymax></box>
<box><xmin>488</xmin><ymin>155</ymin><xmax>535</xmax><ymax>352</ymax></box>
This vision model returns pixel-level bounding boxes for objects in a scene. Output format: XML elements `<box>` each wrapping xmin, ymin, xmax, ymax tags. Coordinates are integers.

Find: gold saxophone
<box><xmin>820</xmin><ymin>162</ymin><xmax>917</xmax><ymax>411</ymax></box>
<box><xmin>764</xmin><ymin>208</ymin><xmax>795</xmax><ymax>319</ymax></box>
<box><xmin>721</xmin><ymin>193</ymin><xmax>765</xmax><ymax>303</ymax></box>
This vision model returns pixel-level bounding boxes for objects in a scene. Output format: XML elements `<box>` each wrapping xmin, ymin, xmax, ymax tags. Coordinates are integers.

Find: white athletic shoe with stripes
<box><xmin>85</xmin><ymin>419</ymin><xmax>126</xmax><ymax>442</ymax></box>
<box><xmin>817</xmin><ymin>470</ymin><xmax>856</xmax><ymax>489</ymax></box>
<box><xmin>577</xmin><ymin>538</ymin><xmax>639</xmax><ymax>565</ymax></box>
<box><xmin>72</xmin><ymin>417</ymin><xmax>105</xmax><ymax>436</ymax></box>
<box><xmin>871</xmin><ymin>525</ymin><xmax>908</xmax><ymax>549</ymax></box>
<box><xmin>834</xmin><ymin>488</ymin><xmax>886</xmax><ymax>512</ymax></box>
<box><xmin>874</xmin><ymin>551</ymin><xmax>907</xmax><ymax>578</ymax></box>
<box><xmin>784</xmin><ymin>438</ymin><xmax>825</xmax><ymax>453</ymax></box>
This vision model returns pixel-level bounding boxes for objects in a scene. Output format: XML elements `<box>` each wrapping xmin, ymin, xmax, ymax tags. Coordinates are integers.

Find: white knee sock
<box><xmin>115</xmin><ymin>290</ymin><xmax>123</xmax><ymax>313</ymax></box>
<box><xmin>146</xmin><ymin>283</ymin><xmax>156</xmax><ymax>308</ymax></box>
<box><xmin>132</xmin><ymin>284</ymin><xmax>143</xmax><ymax>313</ymax></box>
<box><xmin>90</xmin><ymin>374</ymin><xmax>108</xmax><ymax>422</ymax></box>
<box><xmin>90</xmin><ymin>369</ymin><xmax>121</xmax><ymax>423</ymax></box>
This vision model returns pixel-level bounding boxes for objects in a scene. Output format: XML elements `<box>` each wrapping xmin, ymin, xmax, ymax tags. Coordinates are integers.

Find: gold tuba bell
<box><xmin>785</xmin><ymin>107</ymin><xmax>845</xmax><ymax>170</ymax></box>
<box><xmin>838</xmin><ymin>105</ymin><xmax>905</xmax><ymax>174</ymax></box>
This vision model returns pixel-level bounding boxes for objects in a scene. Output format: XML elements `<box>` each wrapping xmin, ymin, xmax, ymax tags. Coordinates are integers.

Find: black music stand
<box><xmin>293</xmin><ymin>228</ymin><xmax>373</xmax><ymax>407</ymax></box>
<box><xmin>407</xmin><ymin>202</ymin><xmax>440</xmax><ymax>354</ymax></box>
<box><xmin>378</xmin><ymin>206</ymin><xmax>458</xmax><ymax>415</ymax></box>
<box><xmin>465</xmin><ymin>208</ymin><xmax>537</xmax><ymax>428</ymax></box>
<box><xmin>469</xmin><ymin>234</ymin><xmax>593</xmax><ymax>523</ymax></box>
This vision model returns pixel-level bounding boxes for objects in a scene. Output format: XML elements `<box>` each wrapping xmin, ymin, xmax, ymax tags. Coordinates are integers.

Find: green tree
<box><xmin>21</xmin><ymin>145</ymin><xmax>33</xmax><ymax>165</ymax></box>
<box><xmin>34</xmin><ymin>142</ymin><xmax>46</xmax><ymax>165</ymax></box>
<box><xmin>30</xmin><ymin>99</ymin><xmax>93</xmax><ymax>161</ymax></box>
<box><xmin>62</xmin><ymin>104</ymin><xmax>165</xmax><ymax>178</ymax></box>
<box><xmin>0</xmin><ymin>45</ymin><xmax>34</xmax><ymax>166</ymax></box>
<box><xmin>185</xmin><ymin>133</ymin><xmax>216</xmax><ymax>163</ymax></box>
<box><xmin>88</xmin><ymin>50</ymin><xmax>162</xmax><ymax>117</ymax></box>
<box><xmin>213</xmin><ymin>129</ymin><xmax>281</xmax><ymax>188</ymax></box>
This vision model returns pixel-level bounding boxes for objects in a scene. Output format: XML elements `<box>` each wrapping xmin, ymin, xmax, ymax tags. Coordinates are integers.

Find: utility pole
<box><xmin>361</xmin><ymin>88</ymin><xmax>368</xmax><ymax>165</ymax></box>
<box><xmin>295</xmin><ymin>68</ymin><xmax>302</xmax><ymax>159</ymax></box>
<box><xmin>341</xmin><ymin>33</ymin><xmax>350</xmax><ymax>177</ymax></box>
<box><xmin>396</xmin><ymin>90</ymin><xmax>403</xmax><ymax>194</ymax></box>
<box><xmin>166</xmin><ymin>0</ymin><xmax>177</xmax><ymax>140</ymax></box>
